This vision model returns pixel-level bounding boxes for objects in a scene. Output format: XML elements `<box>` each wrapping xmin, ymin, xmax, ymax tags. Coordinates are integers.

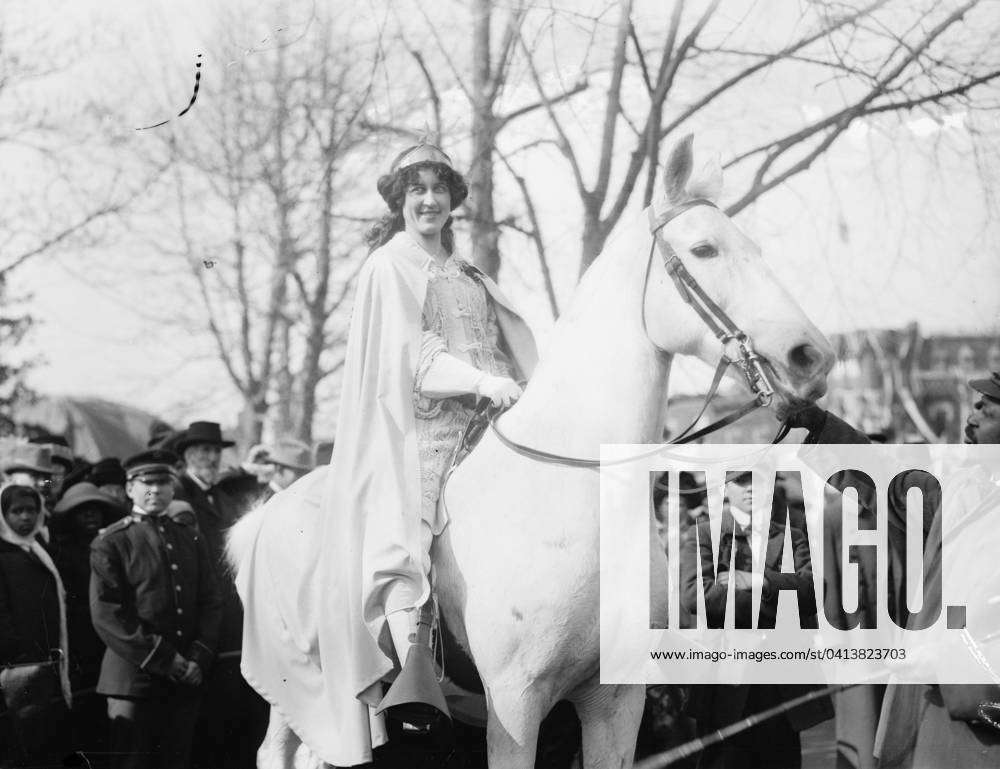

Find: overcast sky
<box><xmin>6</xmin><ymin>0</ymin><xmax>999</xmax><ymax>429</ymax></box>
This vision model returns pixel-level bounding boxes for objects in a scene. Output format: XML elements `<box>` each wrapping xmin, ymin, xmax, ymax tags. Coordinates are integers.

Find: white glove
<box><xmin>476</xmin><ymin>374</ymin><xmax>523</xmax><ymax>408</ymax></box>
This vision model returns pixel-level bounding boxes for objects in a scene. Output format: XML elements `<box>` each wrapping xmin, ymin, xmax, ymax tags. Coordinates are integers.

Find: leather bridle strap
<box><xmin>484</xmin><ymin>198</ymin><xmax>790</xmax><ymax>470</ymax></box>
<box><xmin>644</xmin><ymin>202</ymin><xmax>780</xmax><ymax>443</ymax></box>
<box><xmin>646</xmin><ymin>205</ymin><xmax>762</xmax><ymax>369</ymax></box>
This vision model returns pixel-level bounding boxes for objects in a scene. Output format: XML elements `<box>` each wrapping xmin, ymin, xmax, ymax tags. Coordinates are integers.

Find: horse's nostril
<box><xmin>788</xmin><ymin>343</ymin><xmax>822</xmax><ymax>378</ymax></box>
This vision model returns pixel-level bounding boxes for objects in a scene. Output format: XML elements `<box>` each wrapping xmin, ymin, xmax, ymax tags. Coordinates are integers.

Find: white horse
<box><xmin>232</xmin><ymin>135</ymin><xmax>834</xmax><ymax>768</ymax></box>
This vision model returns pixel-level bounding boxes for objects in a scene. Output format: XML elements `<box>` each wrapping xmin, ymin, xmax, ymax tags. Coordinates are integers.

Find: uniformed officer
<box><xmin>89</xmin><ymin>449</ymin><xmax>223</xmax><ymax>769</ymax></box>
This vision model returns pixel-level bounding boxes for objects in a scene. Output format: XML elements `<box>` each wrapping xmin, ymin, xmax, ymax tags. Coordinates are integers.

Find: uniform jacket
<box><xmin>89</xmin><ymin>507</ymin><xmax>223</xmax><ymax>698</ymax></box>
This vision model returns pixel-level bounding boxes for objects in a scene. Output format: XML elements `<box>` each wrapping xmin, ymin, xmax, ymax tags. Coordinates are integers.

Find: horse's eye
<box><xmin>690</xmin><ymin>243</ymin><xmax>717</xmax><ymax>259</ymax></box>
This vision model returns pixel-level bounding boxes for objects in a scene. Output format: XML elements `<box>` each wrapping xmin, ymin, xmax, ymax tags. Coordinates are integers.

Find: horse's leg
<box><xmin>570</xmin><ymin>683</ymin><xmax>645</xmax><ymax>769</ymax></box>
<box><xmin>485</xmin><ymin>686</ymin><xmax>549</xmax><ymax>769</ymax></box>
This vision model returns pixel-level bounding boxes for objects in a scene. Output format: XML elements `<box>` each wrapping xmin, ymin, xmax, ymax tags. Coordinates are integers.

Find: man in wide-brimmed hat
<box><xmin>3</xmin><ymin>443</ymin><xmax>59</xmax><ymax>508</ymax></box>
<box><xmin>261</xmin><ymin>438</ymin><xmax>314</xmax><ymax>503</ymax></box>
<box><xmin>28</xmin><ymin>434</ymin><xmax>74</xmax><ymax>500</ymax></box>
<box><xmin>175</xmin><ymin>421</ymin><xmax>234</xmax><ymax>491</ymax></box>
<box><xmin>172</xmin><ymin>422</ymin><xmax>269</xmax><ymax>768</ymax></box>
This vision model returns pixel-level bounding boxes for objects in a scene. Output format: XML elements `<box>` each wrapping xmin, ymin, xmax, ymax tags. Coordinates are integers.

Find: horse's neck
<box><xmin>504</xmin><ymin>238</ymin><xmax>672</xmax><ymax>452</ymax></box>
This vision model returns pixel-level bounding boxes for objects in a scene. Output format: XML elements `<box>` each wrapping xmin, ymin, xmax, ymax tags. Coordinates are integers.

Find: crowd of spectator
<box><xmin>0</xmin><ymin>423</ymin><xmax>318</xmax><ymax>768</ymax></box>
<box><xmin>3</xmin><ymin>374</ymin><xmax>1000</xmax><ymax>769</ymax></box>
<box><xmin>643</xmin><ymin>373</ymin><xmax>1000</xmax><ymax>769</ymax></box>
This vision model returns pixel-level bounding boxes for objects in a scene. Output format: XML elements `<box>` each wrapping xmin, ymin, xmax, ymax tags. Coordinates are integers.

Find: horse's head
<box><xmin>643</xmin><ymin>135</ymin><xmax>835</xmax><ymax>418</ymax></box>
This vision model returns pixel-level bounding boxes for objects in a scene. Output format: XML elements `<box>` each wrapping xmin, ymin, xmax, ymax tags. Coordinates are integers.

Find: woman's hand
<box><xmin>477</xmin><ymin>374</ymin><xmax>523</xmax><ymax>408</ymax></box>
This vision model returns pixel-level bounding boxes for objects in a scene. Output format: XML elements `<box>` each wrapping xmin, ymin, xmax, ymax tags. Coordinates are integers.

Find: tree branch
<box><xmin>495</xmin><ymin>78</ymin><xmax>588</xmax><ymax>129</ymax></box>
<box><xmin>628</xmin><ymin>19</ymin><xmax>652</xmax><ymax>93</ymax></box>
<box><xmin>641</xmin><ymin>0</ymin><xmax>721</xmax><ymax>205</ymax></box>
<box><xmin>658</xmin><ymin>0</ymin><xmax>892</xmax><ymax>142</ymax></box>
<box><xmin>516</xmin><ymin>30</ymin><xmax>589</xmax><ymax>202</ymax></box>
<box><xmin>496</xmin><ymin>149</ymin><xmax>559</xmax><ymax>319</ymax></box>
<box><xmin>409</xmin><ymin>48</ymin><xmax>442</xmax><ymax>137</ymax></box>
<box><xmin>488</xmin><ymin>0</ymin><xmax>527</xmax><ymax>104</ymax></box>
<box><xmin>594</xmin><ymin>0</ymin><xmax>635</xmax><ymax>205</ymax></box>
<box><xmin>726</xmin><ymin>3</ymin><xmax>988</xmax><ymax>215</ymax></box>
<box><xmin>726</xmin><ymin>0</ymin><xmax>979</xmax><ymax>184</ymax></box>
<box><xmin>0</xmin><ymin>202</ymin><xmax>126</xmax><ymax>276</ymax></box>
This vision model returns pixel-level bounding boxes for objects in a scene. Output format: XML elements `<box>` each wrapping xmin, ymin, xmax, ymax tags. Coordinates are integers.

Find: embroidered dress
<box><xmin>413</xmin><ymin>255</ymin><xmax>512</xmax><ymax>531</ymax></box>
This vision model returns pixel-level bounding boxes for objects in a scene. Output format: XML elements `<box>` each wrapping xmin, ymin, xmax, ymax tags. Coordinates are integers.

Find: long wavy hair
<box><xmin>366</xmin><ymin>160</ymin><xmax>469</xmax><ymax>255</ymax></box>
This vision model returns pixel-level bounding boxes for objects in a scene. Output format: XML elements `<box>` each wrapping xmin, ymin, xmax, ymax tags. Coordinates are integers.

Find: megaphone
<box><xmin>376</xmin><ymin>642</ymin><xmax>451</xmax><ymax>727</ymax></box>
<box><xmin>376</xmin><ymin>605</ymin><xmax>451</xmax><ymax>729</ymax></box>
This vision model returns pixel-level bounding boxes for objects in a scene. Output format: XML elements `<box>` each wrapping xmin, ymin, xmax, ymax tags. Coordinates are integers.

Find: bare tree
<box><xmin>0</xmin><ymin>17</ymin><xmax>153</xmax><ymax>413</ymax></box>
<box><xmin>153</xmin><ymin>10</ymin><xmax>385</xmax><ymax>445</ymax></box>
<box><xmin>515</xmin><ymin>0</ymin><xmax>1000</xmax><ymax>275</ymax></box>
<box><xmin>384</xmin><ymin>0</ymin><xmax>585</xmax><ymax>310</ymax></box>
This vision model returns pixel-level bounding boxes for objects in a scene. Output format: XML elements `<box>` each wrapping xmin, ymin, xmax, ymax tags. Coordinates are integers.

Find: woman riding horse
<box><xmin>244</xmin><ymin>138</ymin><xmax>536</xmax><ymax>765</ymax></box>
<box><xmin>234</xmin><ymin>134</ymin><xmax>835</xmax><ymax>769</ymax></box>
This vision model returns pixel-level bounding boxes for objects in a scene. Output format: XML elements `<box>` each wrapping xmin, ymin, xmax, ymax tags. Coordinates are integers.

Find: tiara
<box><xmin>390</xmin><ymin>131</ymin><xmax>453</xmax><ymax>172</ymax></box>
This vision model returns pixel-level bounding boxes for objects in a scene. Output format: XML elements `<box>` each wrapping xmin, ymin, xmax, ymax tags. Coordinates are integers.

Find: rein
<box><xmin>487</xmin><ymin>199</ymin><xmax>790</xmax><ymax>469</ymax></box>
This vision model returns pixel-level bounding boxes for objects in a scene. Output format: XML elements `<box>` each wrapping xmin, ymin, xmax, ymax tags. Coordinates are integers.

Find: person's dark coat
<box><xmin>681</xmin><ymin>509</ymin><xmax>833</xmax><ymax>742</ymax></box>
<box><xmin>802</xmin><ymin>408</ymin><xmax>1000</xmax><ymax>769</ymax></box>
<box><xmin>0</xmin><ymin>538</ymin><xmax>62</xmax><ymax>665</ymax></box>
<box><xmin>89</xmin><ymin>510</ymin><xmax>223</xmax><ymax>698</ymax></box>
<box><xmin>0</xmin><ymin>539</ymin><xmax>70</xmax><ymax>769</ymax></box>
<box><xmin>681</xmin><ymin>509</ymin><xmax>818</xmax><ymax>631</ymax></box>
<box><xmin>176</xmin><ymin>471</ymin><xmax>270</xmax><ymax>769</ymax></box>
<box><xmin>804</xmin><ymin>410</ymin><xmax>940</xmax><ymax>627</ymax></box>
<box><xmin>176</xmin><ymin>472</ymin><xmax>249</xmax><ymax>653</ymax></box>
<box><xmin>53</xmin><ymin>535</ymin><xmax>105</xmax><ymax>688</ymax></box>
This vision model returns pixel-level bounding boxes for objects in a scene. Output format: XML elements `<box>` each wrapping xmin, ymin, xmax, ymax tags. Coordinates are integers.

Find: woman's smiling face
<box><xmin>402</xmin><ymin>168</ymin><xmax>451</xmax><ymax>240</ymax></box>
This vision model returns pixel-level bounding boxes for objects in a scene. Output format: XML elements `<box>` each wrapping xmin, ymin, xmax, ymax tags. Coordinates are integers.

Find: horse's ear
<box><xmin>687</xmin><ymin>155</ymin><xmax>723</xmax><ymax>203</ymax></box>
<box><xmin>663</xmin><ymin>134</ymin><xmax>695</xmax><ymax>205</ymax></box>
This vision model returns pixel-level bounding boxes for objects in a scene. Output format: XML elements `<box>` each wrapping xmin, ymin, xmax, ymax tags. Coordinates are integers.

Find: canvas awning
<box><xmin>10</xmin><ymin>396</ymin><xmax>167</xmax><ymax>461</ymax></box>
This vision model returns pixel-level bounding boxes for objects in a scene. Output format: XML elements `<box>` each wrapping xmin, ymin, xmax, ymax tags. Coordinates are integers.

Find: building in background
<box><xmin>666</xmin><ymin>323</ymin><xmax>999</xmax><ymax>444</ymax></box>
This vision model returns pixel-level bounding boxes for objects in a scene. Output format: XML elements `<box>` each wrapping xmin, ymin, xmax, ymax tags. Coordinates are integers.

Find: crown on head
<box><xmin>390</xmin><ymin>129</ymin><xmax>453</xmax><ymax>173</ymax></box>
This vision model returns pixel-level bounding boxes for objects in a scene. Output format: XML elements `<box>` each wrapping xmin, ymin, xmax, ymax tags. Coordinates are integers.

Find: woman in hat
<box><xmin>51</xmin><ymin>484</ymin><xmax>121</xmax><ymax>701</ymax></box>
<box><xmin>355</xmin><ymin>140</ymin><xmax>536</xmax><ymax>730</ymax></box>
<box><xmin>242</xmin><ymin>139</ymin><xmax>537</xmax><ymax>766</ymax></box>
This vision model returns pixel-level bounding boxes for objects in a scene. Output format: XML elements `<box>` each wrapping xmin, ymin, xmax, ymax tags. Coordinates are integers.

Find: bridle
<box><xmin>486</xmin><ymin>198</ymin><xmax>790</xmax><ymax>470</ymax></box>
<box><xmin>642</xmin><ymin>198</ymin><xmax>784</xmax><ymax>444</ymax></box>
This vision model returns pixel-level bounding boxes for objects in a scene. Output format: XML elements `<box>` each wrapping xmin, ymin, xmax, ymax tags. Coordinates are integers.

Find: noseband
<box><xmin>485</xmin><ymin>199</ymin><xmax>790</xmax><ymax>471</ymax></box>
